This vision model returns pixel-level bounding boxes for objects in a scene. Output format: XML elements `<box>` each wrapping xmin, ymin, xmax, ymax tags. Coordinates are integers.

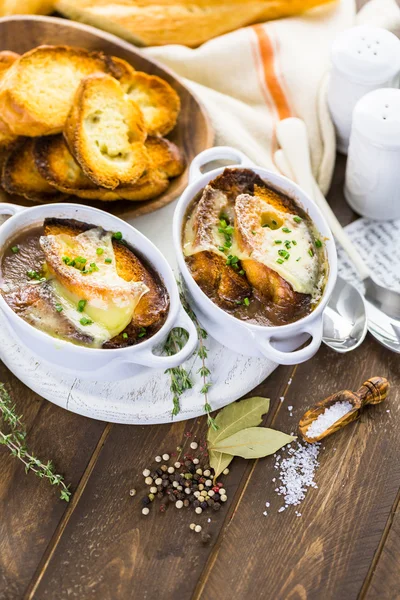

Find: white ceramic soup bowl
<box><xmin>173</xmin><ymin>147</ymin><xmax>338</xmax><ymax>365</ymax></box>
<box><xmin>0</xmin><ymin>202</ymin><xmax>197</xmax><ymax>380</ymax></box>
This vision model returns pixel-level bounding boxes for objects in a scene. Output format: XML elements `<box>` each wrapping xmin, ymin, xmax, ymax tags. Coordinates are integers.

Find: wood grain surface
<box><xmin>0</xmin><ymin>155</ymin><xmax>399</xmax><ymax>600</ymax></box>
<box><xmin>0</xmin><ymin>15</ymin><xmax>213</xmax><ymax>220</ymax></box>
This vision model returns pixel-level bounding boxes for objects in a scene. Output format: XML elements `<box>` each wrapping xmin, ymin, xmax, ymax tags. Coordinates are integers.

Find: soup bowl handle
<box><xmin>189</xmin><ymin>146</ymin><xmax>256</xmax><ymax>184</ymax></box>
<box><xmin>253</xmin><ymin>318</ymin><xmax>323</xmax><ymax>365</ymax></box>
<box><xmin>0</xmin><ymin>203</ymin><xmax>27</xmax><ymax>218</ymax></box>
<box><xmin>122</xmin><ymin>307</ymin><xmax>198</xmax><ymax>369</ymax></box>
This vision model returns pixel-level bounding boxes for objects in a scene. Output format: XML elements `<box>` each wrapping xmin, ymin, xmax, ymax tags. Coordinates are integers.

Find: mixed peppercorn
<box><xmin>136</xmin><ymin>443</ymin><xmax>229</xmax><ymax>519</ymax></box>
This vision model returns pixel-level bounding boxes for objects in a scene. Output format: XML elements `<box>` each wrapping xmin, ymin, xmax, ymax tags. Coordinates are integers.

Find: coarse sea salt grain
<box><xmin>274</xmin><ymin>442</ymin><xmax>321</xmax><ymax>512</ymax></box>
<box><xmin>307</xmin><ymin>401</ymin><xmax>353</xmax><ymax>439</ymax></box>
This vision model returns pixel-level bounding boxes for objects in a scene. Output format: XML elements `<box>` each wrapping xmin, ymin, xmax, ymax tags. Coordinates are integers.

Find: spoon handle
<box><xmin>276</xmin><ymin>118</ymin><xmax>371</xmax><ymax>281</ymax></box>
<box><xmin>355</xmin><ymin>377</ymin><xmax>390</xmax><ymax>407</ymax></box>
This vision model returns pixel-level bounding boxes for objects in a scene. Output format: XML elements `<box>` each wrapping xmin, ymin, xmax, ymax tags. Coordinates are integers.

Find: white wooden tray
<box><xmin>0</xmin><ymin>200</ymin><xmax>275</xmax><ymax>424</ymax></box>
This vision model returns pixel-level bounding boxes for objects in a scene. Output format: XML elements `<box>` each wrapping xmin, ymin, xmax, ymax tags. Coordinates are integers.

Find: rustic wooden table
<box><xmin>0</xmin><ymin>155</ymin><xmax>399</xmax><ymax>600</ymax></box>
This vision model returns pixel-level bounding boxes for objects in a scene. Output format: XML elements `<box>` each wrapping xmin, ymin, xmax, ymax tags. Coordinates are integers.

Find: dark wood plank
<box><xmin>364</xmin><ymin>498</ymin><xmax>400</xmax><ymax>599</ymax></box>
<box><xmin>27</xmin><ymin>365</ymin><xmax>294</xmax><ymax>599</ymax></box>
<box><xmin>196</xmin><ymin>337</ymin><xmax>400</xmax><ymax>600</ymax></box>
<box><xmin>0</xmin><ymin>364</ymin><xmax>106</xmax><ymax>599</ymax></box>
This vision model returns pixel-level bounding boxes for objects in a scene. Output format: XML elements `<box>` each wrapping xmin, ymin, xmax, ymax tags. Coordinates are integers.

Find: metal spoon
<box><xmin>276</xmin><ymin>118</ymin><xmax>400</xmax><ymax>321</ymax></box>
<box><xmin>274</xmin><ymin>150</ymin><xmax>368</xmax><ymax>353</ymax></box>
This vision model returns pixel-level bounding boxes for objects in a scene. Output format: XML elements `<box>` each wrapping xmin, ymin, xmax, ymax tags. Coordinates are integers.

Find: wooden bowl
<box><xmin>0</xmin><ymin>15</ymin><xmax>214</xmax><ymax>220</ymax></box>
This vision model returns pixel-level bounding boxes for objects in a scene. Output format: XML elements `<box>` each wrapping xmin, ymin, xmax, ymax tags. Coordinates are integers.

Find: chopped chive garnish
<box><xmin>26</xmin><ymin>270</ymin><xmax>41</xmax><ymax>280</ymax></box>
<box><xmin>218</xmin><ymin>246</ymin><xmax>225</xmax><ymax>252</ymax></box>
<box><xmin>105</xmin><ymin>258</ymin><xmax>112</xmax><ymax>264</ymax></box>
<box><xmin>278</xmin><ymin>249</ymin><xmax>290</xmax><ymax>260</ymax></box>
<box><xmin>235</xmin><ymin>300</ymin><xmax>242</xmax><ymax>305</ymax></box>
<box><xmin>138</xmin><ymin>327</ymin><xmax>147</xmax><ymax>338</ymax></box>
<box><xmin>62</xmin><ymin>256</ymin><xmax>71</xmax><ymax>265</ymax></box>
<box><xmin>122</xmin><ymin>332</ymin><xmax>128</xmax><ymax>339</ymax></box>
<box><xmin>80</xmin><ymin>317</ymin><xmax>93</xmax><ymax>326</ymax></box>
<box><xmin>96</xmin><ymin>247</ymin><xmax>104</xmax><ymax>255</ymax></box>
<box><xmin>293</xmin><ymin>216</ymin><xmax>302</xmax><ymax>223</ymax></box>
<box><xmin>243</xmin><ymin>297</ymin><xmax>250</xmax><ymax>306</ymax></box>
<box><xmin>77</xmin><ymin>299</ymin><xmax>87</xmax><ymax>313</ymax></box>
<box><xmin>277</xmin><ymin>258</ymin><xmax>285</xmax><ymax>264</ymax></box>
<box><xmin>239</xmin><ymin>269</ymin><xmax>245</xmax><ymax>275</ymax></box>
<box><xmin>226</xmin><ymin>255</ymin><xmax>239</xmax><ymax>266</ymax></box>
<box><xmin>55</xmin><ymin>303</ymin><xmax>63</xmax><ymax>312</ymax></box>
<box><xmin>112</xmin><ymin>231</ymin><xmax>123</xmax><ymax>240</ymax></box>
<box><xmin>282</xmin><ymin>227</ymin><xmax>291</xmax><ymax>233</ymax></box>
<box><xmin>315</xmin><ymin>239</ymin><xmax>322</xmax><ymax>248</ymax></box>
<box><xmin>308</xmin><ymin>248</ymin><xmax>314</xmax><ymax>257</ymax></box>
<box><xmin>75</xmin><ymin>256</ymin><xmax>87</xmax><ymax>264</ymax></box>
<box><xmin>274</xmin><ymin>240</ymin><xmax>282</xmax><ymax>244</ymax></box>
<box><xmin>219</xmin><ymin>219</ymin><xmax>227</xmax><ymax>228</ymax></box>
<box><xmin>284</xmin><ymin>240</ymin><xmax>291</xmax><ymax>249</ymax></box>
<box><xmin>89</xmin><ymin>262</ymin><xmax>99</xmax><ymax>272</ymax></box>
<box><xmin>224</xmin><ymin>240</ymin><xmax>232</xmax><ymax>248</ymax></box>
<box><xmin>252</xmin><ymin>231</ymin><xmax>256</xmax><ymax>235</ymax></box>
<box><xmin>296</xmin><ymin>257</ymin><xmax>301</xmax><ymax>261</ymax></box>
<box><xmin>11</xmin><ymin>246</ymin><xmax>19</xmax><ymax>254</ymax></box>
<box><xmin>292</xmin><ymin>240</ymin><xmax>297</xmax><ymax>246</ymax></box>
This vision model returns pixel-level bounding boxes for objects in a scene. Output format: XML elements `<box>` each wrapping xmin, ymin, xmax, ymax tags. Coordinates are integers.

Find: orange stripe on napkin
<box><xmin>252</xmin><ymin>24</ymin><xmax>292</xmax><ymax>121</ymax></box>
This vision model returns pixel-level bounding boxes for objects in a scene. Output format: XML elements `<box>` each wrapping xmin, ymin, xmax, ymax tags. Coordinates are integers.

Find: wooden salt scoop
<box><xmin>299</xmin><ymin>377</ymin><xmax>390</xmax><ymax>443</ymax></box>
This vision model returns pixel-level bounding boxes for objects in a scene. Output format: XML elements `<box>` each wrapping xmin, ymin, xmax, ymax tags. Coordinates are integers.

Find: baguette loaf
<box><xmin>56</xmin><ymin>0</ymin><xmax>335</xmax><ymax>48</ymax></box>
<box><xmin>0</xmin><ymin>45</ymin><xmax>122</xmax><ymax>136</ymax></box>
<box><xmin>64</xmin><ymin>72</ymin><xmax>148</xmax><ymax>189</ymax></box>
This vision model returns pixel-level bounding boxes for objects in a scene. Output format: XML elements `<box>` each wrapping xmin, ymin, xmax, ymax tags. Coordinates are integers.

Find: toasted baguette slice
<box><xmin>0</xmin><ymin>45</ymin><xmax>121</xmax><ymax>136</ymax></box>
<box><xmin>64</xmin><ymin>73</ymin><xmax>148</xmax><ymax>189</ymax></box>
<box><xmin>1</xmin><ymin>138</ymin><xmax>61</xmax><ymax>202</ymax></box>
<box><xmin>35</xmin><ymin>134</ymin><xmax>185</xmax><ymax>201</ymax></box>
<box><xmin>42</xmin><ymin>218</ymin><xmax>169</xmax><ymax>334</ymax></box>
<box><xmin>0</xmin><ymin>51</ymin><xmax>19</xmax><ymax>150</ymax></box>
<box><xmin>120</xmin><ymin>71</ymin><xmax>180</xmax><ymax>136</ymax></box>
<box><xmin>0</xmin><ymin>51</ymin><xmax>19</xmax><ymax>75</ymax></box>
<box><xmin>109</xmin><ymin>55</ymin><xmax>136</xmax><ymax>85</ymax></box>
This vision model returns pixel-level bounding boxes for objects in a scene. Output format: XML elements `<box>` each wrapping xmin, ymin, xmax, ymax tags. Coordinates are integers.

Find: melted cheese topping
<box><xmin>184</xmin><ymin>190</ymin><xmax>324</xmax><ymax>296</ymax></box>
<box><xmin>40</xmin><ymin>227</ymin><xmax>148</xmax><ymax>347</ymax></box>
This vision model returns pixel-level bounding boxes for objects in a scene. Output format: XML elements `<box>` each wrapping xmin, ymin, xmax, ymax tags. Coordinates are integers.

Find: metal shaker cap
<box><xmin>352</xmin><ymin>88</ymin><xmax>400</xmax><ymax>147</ymax></box>
<box><xmin>331</xmin><ymin>25</ymin><xmax>400</xmax><ymax>85</ymax></box>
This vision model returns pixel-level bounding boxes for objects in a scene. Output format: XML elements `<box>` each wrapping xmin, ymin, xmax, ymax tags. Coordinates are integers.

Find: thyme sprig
<box><xmin>164</xmin><ymin>328</ymin><xmax>193</xmax><ymax>416</ymax></box>
<box><xmin>0</xmin><ymin>383</ymin><xmax>71</xmax><ymax>502</ymax></box>
<box><xmin>163</xmin><ymin>283</ymin><xmax>217</xmax><ymax>429</ymax></box>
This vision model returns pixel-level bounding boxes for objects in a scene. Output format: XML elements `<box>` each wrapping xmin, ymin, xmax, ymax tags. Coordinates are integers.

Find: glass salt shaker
<box><xmin>328</xmin><ymin>25</ymin><xmax>400</xmax><ymax>154</ymax></box>
<box><xmin>345</xmin><ymin>88</ymin><xmax>400</xmax><ymax>221</ymax></box>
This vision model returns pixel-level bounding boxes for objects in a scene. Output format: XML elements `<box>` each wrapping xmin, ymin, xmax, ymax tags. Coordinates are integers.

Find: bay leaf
<box><xmin>207</xmin><ymin>396</ymin><xmax>270</xmax><ymax>447</ymax></box>
<box><xmin>209</xmin><ymin>427</ymin><xmax>296</xmax><ymax>459</ymax></box>
<box><xmin>209</xmin><ymin>450</ymin><xmax>233</xmax><ymax>482</ymax></box>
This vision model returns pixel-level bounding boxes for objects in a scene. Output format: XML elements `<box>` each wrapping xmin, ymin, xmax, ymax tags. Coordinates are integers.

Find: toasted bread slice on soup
<box><xmin>0</xmin><ymin>45</ymin><xmax>124</xmax><ymax>137</ymax></box>
<box><xmin>1</xmin><ymin>138</ymin><xmax>60</xmax><ymax>202</ymax></box>
<box><xmin>42</xmin><ymin>218</ymin><xmax>169</xmax><ymax>335</ymax></box>
<box><xmin>35</xmin><ymin>134</ymin><xmax>185</xmax><ymax>201</ymax></box>
<box><xmin>120</xmin><ymin>71</ymin><xmax>180</xmax><ymax>136</ymax></box>
<box><xmin>64</xmin><ymin>73</ymin><xmax>148</xmax><ymax>189</ymax></box>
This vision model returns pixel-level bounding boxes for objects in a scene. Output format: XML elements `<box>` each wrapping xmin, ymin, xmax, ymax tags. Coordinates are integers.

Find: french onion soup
<box><xmin>182</xmin><ymin>168</ymin><xmax>328</xmax><ymax>326</ymax></box>
<box><xmin>0</xmin><ymin>218</ymin><xmax>169</xmax><ymax>348</ymax></box>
